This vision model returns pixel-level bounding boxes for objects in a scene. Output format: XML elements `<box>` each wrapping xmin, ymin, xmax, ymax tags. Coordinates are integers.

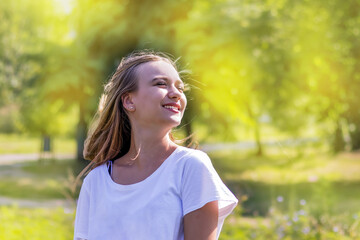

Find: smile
<box><xmin>162</xmin><ymin>103</ymin><xmax>181</xmax><ymax>113</ymax></box>
<box><xmin>164</xmin><ymin>105</ymin><xmax>179</xmax><ymax>110</ymax></box>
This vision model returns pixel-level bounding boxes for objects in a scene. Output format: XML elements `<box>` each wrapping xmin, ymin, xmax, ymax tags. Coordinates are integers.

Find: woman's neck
<box><xmin>121</xmin><ymin>126</ymin><xmax>177</xmax><ymax>168</ymax></box>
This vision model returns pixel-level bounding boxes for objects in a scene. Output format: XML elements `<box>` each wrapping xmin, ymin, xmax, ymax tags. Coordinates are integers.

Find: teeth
<box><xmin>164</xmin><ymin>105</ymin><xmax>178</xmax><ymax>110</ymax></box>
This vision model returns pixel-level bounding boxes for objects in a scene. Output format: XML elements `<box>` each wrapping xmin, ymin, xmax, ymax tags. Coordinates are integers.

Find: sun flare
<box><xmin>52</xmin><ymin>0</ymin><xmax>73</xmax><ymax>15</ymax></box>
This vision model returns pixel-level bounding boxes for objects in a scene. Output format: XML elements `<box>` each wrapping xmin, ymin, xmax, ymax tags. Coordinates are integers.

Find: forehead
<box><xmin>136</xmin><ymin>60</ymin><xmax>180</xmax><ymax>81</ymax></box>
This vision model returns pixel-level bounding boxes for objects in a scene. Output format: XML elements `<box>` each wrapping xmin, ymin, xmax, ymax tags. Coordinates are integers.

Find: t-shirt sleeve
<box><xmin>181</xmin><ymin>150</ymin><xmax>238</xmax><ymax>235</ymax></box>
<box><xmin>74</xmin><ymin>177</ymin><xmax>90</xmax><ymax>240</ymax></box>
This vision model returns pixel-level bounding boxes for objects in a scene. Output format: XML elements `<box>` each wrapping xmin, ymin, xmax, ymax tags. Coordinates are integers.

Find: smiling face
<box><xmin>123</xmin><ymin>60</ymin><xmax>187</xmax><ymax>130</ymax></box>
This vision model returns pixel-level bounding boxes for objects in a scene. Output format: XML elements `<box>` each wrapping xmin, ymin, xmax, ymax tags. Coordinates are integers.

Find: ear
<box><xmin>121</xmin><ymin>93</ymin><xmax>136</xmax><ymax>112</ymax></box>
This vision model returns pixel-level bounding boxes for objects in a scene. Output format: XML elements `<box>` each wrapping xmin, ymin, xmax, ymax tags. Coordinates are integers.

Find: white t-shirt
<box><xmin>74</xmin><ymin>146</ymin><xmax>238</xmax><ymax>240</ymax></box>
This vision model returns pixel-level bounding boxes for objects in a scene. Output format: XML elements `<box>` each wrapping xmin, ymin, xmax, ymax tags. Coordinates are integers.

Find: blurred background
<box><xmin>0</xmin><ymin>0</ymin><xmax>360</xmax><ymax>239</ymax></box>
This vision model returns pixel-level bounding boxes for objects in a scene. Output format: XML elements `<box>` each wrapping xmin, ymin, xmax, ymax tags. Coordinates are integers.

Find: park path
<box><xmin>0</xmin><ymin>153</ymin><xmax>75</xmax><ymax>166</ymax></box>
<box><xmin>0</xmin><ymin>137</ymin><xmax>319</xmax><ymax>165</ymax></box>
<box><xmin>0</xmin><ymin>196</ymin><xmax>75</xmax><ymax>209</ymax></box>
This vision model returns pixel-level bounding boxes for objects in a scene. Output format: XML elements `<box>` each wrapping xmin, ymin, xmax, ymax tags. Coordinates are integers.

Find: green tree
<box><xmin>168</xmin><ymin>0</ymin><xmax>308</xmax><ymax>154</ymax></box>
<box><xmin>0</xmin><ymin>0</ymin><xmax>46</xmax><ymax>106</ymax></box>
<box><xmin>42</xmin><ymin>0</ymin><xmax>193</xmax><ymax>160</ymax></box>
<box><xmin>0</xmin><ymin>0</ymin><xmax>78</xmax><ymax>151</ymax></box>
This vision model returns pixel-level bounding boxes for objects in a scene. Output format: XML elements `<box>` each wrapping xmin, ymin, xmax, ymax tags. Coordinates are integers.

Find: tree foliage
<box><xmin>1</xmin><ymin>0</ymin><xmax>360</xmax><ymax>155</ymax></box>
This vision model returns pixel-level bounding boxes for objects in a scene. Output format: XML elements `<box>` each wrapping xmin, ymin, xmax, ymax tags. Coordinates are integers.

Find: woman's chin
<box><xmin>162</xmin><ymin>117</ymin><xmax>182</xmax><ymax>128</ymax></box>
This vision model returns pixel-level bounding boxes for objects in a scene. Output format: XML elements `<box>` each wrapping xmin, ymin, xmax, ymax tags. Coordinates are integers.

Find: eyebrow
<box><xmin>152</xmin><ymin>76</ymin><xmax>184</xmax><ymax>85</ymax></box>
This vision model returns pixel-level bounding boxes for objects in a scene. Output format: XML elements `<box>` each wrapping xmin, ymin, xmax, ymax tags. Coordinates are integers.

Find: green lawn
<box><xmin>1</xmin><ymin>135</ymin><xmax>360</xmax><ymax>239</ymax></box>
<box><xmin>0</xmin><ymin>134</ymin><xmax>75</xmax><ymax>154</ymax></box>
<box><xmin>0</xmin><ymin>206</ymin><xmax>74</xmax><ymax>240</ymax></box>
<box><xmin>211</xmin><ymin>149</ymin><xmax>360</xmax><ymax>217</ymax></box>
<box><xmin>1</xmin><ymin>144</ymin><xmax>359</xmax><ymax>217</ymax></box>
<box><xmin>0</xmin><ymin>205</ymin><xmax>358</xmax><ymax>240</ymax></box>
<box><xmin>0</xmin><ymin>159</ymin><xmax>86</xmax><ymax>200</ymax></box>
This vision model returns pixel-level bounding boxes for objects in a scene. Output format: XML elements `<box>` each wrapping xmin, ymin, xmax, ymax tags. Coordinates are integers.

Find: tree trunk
<box><xmin>40</xmin><ymin>134</ymin><xmax>53</xmax><ymax>161</ymax></box>
<box><xmin>350</xmin><ymin>124</ymin><xmax>360</xmax><ymax>151</ymax></box>
<box><xmin>333</xmin><ymin>120</ymin><xmax>345</xmax><ymax>153</ymax></box>
<box><xmin>42</xmin><ymin>135</ymin><xmax>51</xmax><ymax>152</ymax></box>
<box><xmin>77</xmin><ymin>102</ymin><xmax>87</xmax><ymax>161</ymax></box>
<box><xmin>254</xmin><ymin>121</ymin><xmax>263</xmax><ymax>156</ymax></box>
<box><xmin>246</xmin><ymin>103</ymin><xmax>263</xmax><ymax>156</ymax></box>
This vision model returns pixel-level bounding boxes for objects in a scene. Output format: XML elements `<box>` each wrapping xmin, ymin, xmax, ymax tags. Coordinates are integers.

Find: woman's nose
<box><xmin>168</xmin><ymin>85</ymin><xmax>182</xmax><ymax>100</ymax></box>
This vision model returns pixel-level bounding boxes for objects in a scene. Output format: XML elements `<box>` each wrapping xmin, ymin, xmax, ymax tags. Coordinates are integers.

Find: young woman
<box><xmin>74</xmin><ymin>51</ymin><xmax>238</xmax><ymax>240</ymax></box>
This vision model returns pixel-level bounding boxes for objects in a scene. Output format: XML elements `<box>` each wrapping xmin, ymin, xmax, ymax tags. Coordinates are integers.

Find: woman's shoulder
<box><xmin>83</xmin><ymin>163</ymin><xmax>107</xmax><ymax>183</ymax></box>
<box><xmin>176</xmin><ymin>146</ymin><xmax>212</xmax><ymax>166</ymax></box>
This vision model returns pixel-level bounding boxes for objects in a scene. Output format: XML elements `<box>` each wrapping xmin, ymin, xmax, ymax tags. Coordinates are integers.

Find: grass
<box><xmin>21</xmin><ymin>159</ymin><xmax>86</xmax><ymax>177</ymax></box>
<box><xmin>0</xmin><ymin>205</ymin><xmax>358</xmax><ymax>240</ymax></box>
<box><xmin>214</xmin><ymin>151</ymin><xmax>360</xmax><ymax>184</ymax></box>
<box><xmin>1</xmin><ymin>144</ymin><xmax>359</xmax><ymax>216</ymax></box>
<box><xmin>0</xmin><ymin>159</ymin><xmax>86</xmax><ymax>200</ymax></box>
<box><xmin>210</xmin><ymin>148</ymin><xmax>360</xmax><ymax>218</ymax></box>
<box><xmin>0</xmin><ymin>134</ymin><xmax>75</xmax><ymax>154</ymax></box>
<box><xmin>0</xmin><ymin>206</ymin><xmax>74</xmax><ymax>240</ymax></box>
<box><xmin>0</xmin><ymin>142</ymin><xmax>360</xmax><ymax>239</ymax></box>
<box><xmin>219</xmin><ymin>209</ymin><xmax>360</xmax><ymax>240</ymax></box>
<box><xmin>0</xmin><ymin>178</ymin><xmax>65</xmax><ymax>199</ymax></box>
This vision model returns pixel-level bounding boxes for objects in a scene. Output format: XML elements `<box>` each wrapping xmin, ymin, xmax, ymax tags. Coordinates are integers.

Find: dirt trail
<box><xmin>0</xmin><ymin>153</ymin><xmax>75</xmax><ymax>165</ymax></box>
<box><xmin>0</xmin><ymin>196</ymin><xmax>75</xmax><ymax>209</ymax></box>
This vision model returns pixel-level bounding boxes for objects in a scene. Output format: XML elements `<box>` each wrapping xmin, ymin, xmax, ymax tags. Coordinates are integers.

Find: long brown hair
<box><xmin>78</xmin><ymin>51</ymin><xmax>179</xmax><ymax>178</ymax></box>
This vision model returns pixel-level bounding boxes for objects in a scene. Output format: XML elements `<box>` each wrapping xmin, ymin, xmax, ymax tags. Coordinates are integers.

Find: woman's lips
<box><xmin>163</xmin><ymin>103</ymin><xmax>181</xmax><ymax>113</ymax></box>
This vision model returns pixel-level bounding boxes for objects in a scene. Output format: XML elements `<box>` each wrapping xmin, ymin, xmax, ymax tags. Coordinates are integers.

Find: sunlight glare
<box><xmin>52</xmin><ymin>0</ymin><xmax>73</xmax><ymax>15</ymax></box>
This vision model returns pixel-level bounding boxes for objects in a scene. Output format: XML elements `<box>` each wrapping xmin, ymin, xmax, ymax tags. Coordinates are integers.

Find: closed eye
<box><xmin>155</xmin><ymin>81</ymin><xmax>167</xmax><ymax>86</ymax></box>
<box><xmin>152</xmin><ymin>77</ymin><xmax>187</xmax><ymax>93</ymax></box>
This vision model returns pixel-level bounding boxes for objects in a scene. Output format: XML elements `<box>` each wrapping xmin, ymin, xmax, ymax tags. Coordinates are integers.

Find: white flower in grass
<box><xmin>302</xmin><ymin>227</ymin><xmax>310</xmax><ymax>234</ymax></box>
<box><xmin>308</xmin><ymin>175</ymin><xmax>318</xmax><ymax>182</ymax></box>
<box><xmin>277</xmin><ymin>196</ymin><xmax>284</xmax><ymax>202</ymax></box>
<box><xmin>300</xmin><ymin>199</ymin><xmax>306</xmax><ymax>205</ymax></box>
<box><xmin>298</xmin><ymin>210</ymin><xmax>306</xmax><ymax>215</ymax></box>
